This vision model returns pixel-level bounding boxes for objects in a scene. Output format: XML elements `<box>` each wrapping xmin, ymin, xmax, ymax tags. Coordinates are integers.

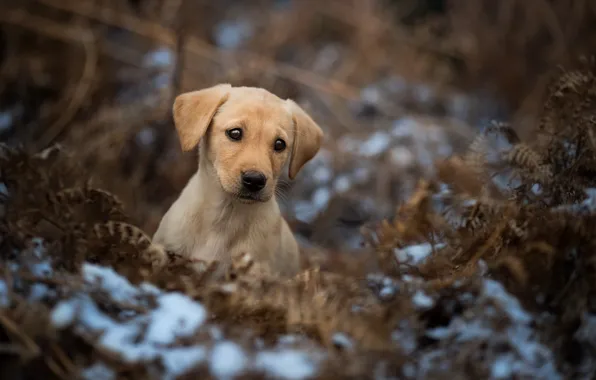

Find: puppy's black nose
<box><xmin>241</xmin><ymin>171</ymin><xmax>267</xmax><ymax>192</ymax></box>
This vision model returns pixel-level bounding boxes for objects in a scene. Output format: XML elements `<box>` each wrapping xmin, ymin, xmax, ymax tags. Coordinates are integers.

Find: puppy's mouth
<box><xmin>235</xmin><ymin>191</ymin><xmax>268</xmax><ymax>203</ymax></box>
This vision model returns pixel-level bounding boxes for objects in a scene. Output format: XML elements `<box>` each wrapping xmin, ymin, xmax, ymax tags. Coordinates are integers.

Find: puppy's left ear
<box><xmin>286</xmin><ymin>99</ymin><xmax>324</xmax><ymax>180</ymax></box>
<box><xmin>173</xmin><ymin>83</ymin><xmax>232</xmax><ymax>151</ymax></box>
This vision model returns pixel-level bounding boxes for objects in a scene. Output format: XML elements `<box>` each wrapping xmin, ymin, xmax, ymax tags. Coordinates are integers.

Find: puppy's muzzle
<box><xmin>241</xmin><ymin>170</ymin><xmax>267</xmax><ymax>194</ymax></box>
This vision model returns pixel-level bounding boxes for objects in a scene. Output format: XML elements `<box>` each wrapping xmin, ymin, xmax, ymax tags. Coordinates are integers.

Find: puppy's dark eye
<box><xmin>273</xmin><ymin>138</ymin><xmax>286</xmax><ymax>152</ymax></box>
<box><xmin>226</xmin><ymin>128</ymin><xmax>243</xmax><ymax>141</ymax></box>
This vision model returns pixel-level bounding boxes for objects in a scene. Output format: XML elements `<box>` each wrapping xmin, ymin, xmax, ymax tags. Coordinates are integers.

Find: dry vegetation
<box><xmin>1</xmin><ymin>0</ymin><xmax>596</xmax><ymax>379</ymax></box>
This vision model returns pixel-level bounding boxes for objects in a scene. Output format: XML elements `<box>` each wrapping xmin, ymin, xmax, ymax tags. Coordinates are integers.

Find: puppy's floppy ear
<box><xmin>286</xmin><ymin>99</ymin><xmax>324</xmax><ymax>180</ymax></box>
<box><xmin>172</xmin><ymin>83</ymin><xmax>232</xmax><ymax>151</ymax></box>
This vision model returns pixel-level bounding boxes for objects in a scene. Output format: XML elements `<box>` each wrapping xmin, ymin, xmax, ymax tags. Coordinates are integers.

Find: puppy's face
<box><xmin>205</xmin><ymin>90</ymin><xmax>294</xmax><ymax>202</ymax></box>
<box><xmin>173</xmin><ymin>84</ymin><xmax>324</xmax><ymax>204</ymax></box>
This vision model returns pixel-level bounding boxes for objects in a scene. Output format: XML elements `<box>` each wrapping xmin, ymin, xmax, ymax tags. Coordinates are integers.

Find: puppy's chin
<box><xmin>220</xmin><ymin>184</ymin><xmax>271</xmax><ymax>204</ymax></box>
<box><xmin>235</xmin><ymin>191</ymin><xmax>272</xmax><ymax>204</ymax></box>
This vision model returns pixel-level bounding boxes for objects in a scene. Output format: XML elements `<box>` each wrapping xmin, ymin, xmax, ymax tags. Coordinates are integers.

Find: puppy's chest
<box><xmin>189</xmin><ymin>214</ymin><xmax>275</xmax><ymax>263</ymax></box>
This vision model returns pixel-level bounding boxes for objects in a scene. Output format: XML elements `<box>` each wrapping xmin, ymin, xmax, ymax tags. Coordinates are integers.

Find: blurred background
<box><xmin>0</xmin><ymin>0</ymin><xmax>594</xmax><ymax>253</ymax></box>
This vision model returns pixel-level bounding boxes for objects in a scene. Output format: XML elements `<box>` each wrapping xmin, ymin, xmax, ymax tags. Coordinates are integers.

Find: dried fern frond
<box><xmin>48</xmin><ymin>186</ymin><xmax>127</xmax><ymax>220</ymax></box>
<box><xmin>501</xmin><ymin>143</ymin><xmax>544</xmax><ymax>171</ymax></box>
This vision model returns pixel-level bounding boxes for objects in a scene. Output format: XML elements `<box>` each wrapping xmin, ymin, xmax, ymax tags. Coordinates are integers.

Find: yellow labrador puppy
<box><xmin>153</xmin><ymin>84</ymin><xmax>323</xmax><ymax>278</ymax></box>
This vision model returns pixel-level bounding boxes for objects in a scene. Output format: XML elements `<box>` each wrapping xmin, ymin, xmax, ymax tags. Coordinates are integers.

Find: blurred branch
<box><xmin>171</xmin><ymin>0</ymin><xmax>187</xmax><ymax>103</ymax></box>
<box><xmin>0</xmin><ymin>7</ymin><xmax>93</xmax><ymax>44</ymax></box>
<box><xmin>36</xmin><ymin>23</ymin><xmax>97</xmax><ymax>149</ymax></box>
<box><xmin>0</xmin><ymin>8</ymin><xmax>98</xmax><ymax>150</ymax></box>
<box><xmin>37</xmin><ymin>0</ymin><xmax>360</xmax><ymax>100</ymax></box>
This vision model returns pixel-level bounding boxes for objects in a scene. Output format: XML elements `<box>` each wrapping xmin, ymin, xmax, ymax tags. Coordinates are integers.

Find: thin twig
<box><xmin>0</xmin><ymin>313</ymin><xmax>41</xmax><ymax>358</ymax></box>
<box><xmin>45</xmin><ymin>356</ymin><xmax>70</xmax><ymax>380</ymax></box>
<box><xmin>51</xmin><ymin>344</ymin><xmax>78</xmax><ymax>375</ymax></box>
<box><xmin>36</xmin><ymin>22</ymin><xmax>97</xmax><ymax>149</ymax></box>
<box><xmin>0</xmin><ymin>343</ymin><xmax>29</xmax><ymax>356</ymax></box>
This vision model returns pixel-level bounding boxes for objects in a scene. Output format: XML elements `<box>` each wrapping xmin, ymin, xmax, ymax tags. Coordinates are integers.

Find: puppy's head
<box><xmin>173</xmin><ymin>84</ymin><xmax>323</xmax><ymax>203</ymax></box>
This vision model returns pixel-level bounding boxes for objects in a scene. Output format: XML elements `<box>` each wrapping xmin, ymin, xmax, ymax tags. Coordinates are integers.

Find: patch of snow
<box><xmin>209</xmin><ymin>341</ymin><xmax>247</xmax><ymax>379</ymax></box>
<box><xmin>385</xmin><ymin>75</ymin><xmax>409</xmax><ymax>95</ymax></box>
<box><xmin>436</xmin><ymin>141</ymin><xmax>453</xmax><ymax>158</ymax></box>
<box><xmin>392</xmin><ymin>320</ymin><xmax>417</xmax><ymax>354</ymax></box>
<box><xmin>0</xmin><ymin>111</ymin><xmax>12</xmax><ymax>132</ymax></box>
<box><xmin>153</xmin><ymin>72</ymin><xmax>170</xmax><ymax>89</ymax></box>
<box><xmin>360</xmin><ymin>85</ymin><xmax>382</xmax><ymax>105</ymax></box>
<box><xmin>278</xmin><ymin>335</ymin><xmax>299</xmax><ymax>345</ymax></box>
<box><xmin>82</xmin><ymin>263</ymin><xmax>143</xmax><ymax>304</ymax></box>
<box><xmin>255</xmin><ymin>349</ymin><xmax>318</xmax><ymax>380</ymax></box>
<box><xmin>414</xmin><ymin>144</ymin><xmax>435</xmax><ymax>168</ymax></box>
<box><xmin>378</xmin><ymin>285</ymin><xmax>396</xmax><ymax>300</ymax></box>
<box><xmin>312</xmin><ymin>166</ymin><xmax>332</xmax><ymax>184</ymax></box>
<box><xmin>491</xmin><ymin>353</ymin><xmax>515</xmax><ymax>379</ymax></box>
<box><xmin>311</xmin><ymin>188</ymin><xmax>330</xmax><ymax>211</ymax></box>
<box><xmin>312</xmin><ymin>45</ymin><xmax>341</xmax><ymax>73</ymax></box>
<box><xmin>389</xmin><ymin>146</ymin><xmax>414</xmax><ymax>168</ymax></box>
<box><xmin>81</xmin><ymin>362</ymin><xmax>116</xmax><ymax>380</ymax></box>
<box><xmin>395</xmin><ymin>243</ymin><xmax>436</xmax><ymax>265</ymax></box>
<box><xmin>581</xmin><ymin>188</ymin><xmax>596</xmax><ymax>211</ymax></box>
<box><xmin>391</xmin><ymin>117</ymin><xmax>418</xmax><ymax>139</ymax></box>
<box><xmin>145</xmin><ymin>292</ymin><xmax>207</xmax><ymax>344</ymax></box>
<box><xmin>425</xmin><ymin>326</ymin><xmax>451</xmax><ymax>340</ymax></box>
<box><xmin>209</xmin><ymin>326</ymin><xmax>224</xmax><ymax>340</ymax></box>
<box><xmin>412</xmin><ymin>290</ymin><xmax>434</xmax><ymax>309</ymax></box>
<box><xmin>574</xmin><ymin>312</ymin><xmax>596</xmax><ymax>344</ymax></box>
<box><xmin>29</xmin><ymin>259</ymin><xmax>52</xmax><ymax>277</ymax></box>
<box><xmin>291</xmin><ymin>206</ymin><xmax>311</xmax><ymax>225</ymax></box>
<box><xmin>331</xmin><ymin>333</ymin><xmax>354</xmax><ymax>350</ymax></box>
<box><xmin>139</xmin><ymin>282</ymin><xmax>161</xmax><ymax>295</ymax></box>
<box><xmin>333</xmin><ymin>175</ymin><xmax>351</xmax><ymax>193</ymax></box>
<box><xmin>162</xmin><ymin>346</ymin><xmax>206</xmax><ymax>380</ymax></box>
<box><xmin>352</xmin><ymin>167</ymin><xmax>370</xmax><ymax>183</ymax></box>
<box><xmin>136</xmin><ymin>128</ymin><xmax>156</xmax><ymax>146</ymax></box>
<box><xmin>273</xmin><ymin>0</ymin><xmax>293</xmax><ymax>9</ymax></box>
<box><xmin>358</xmin><ymin>131</ymin><xmax>391</xmax><ymax>157</ymax></box>
<box><xmin>220</xmin><ymin>283</ymin><xmax>238</xmax><ymax>293</ymax></box>
<box><xmin>448</xmin><ymin>93</ymin><xmax>471</xmax><ymax>120</ymax></box>
<box><xmin>482</xmin><ymin>279</ymin><xmax>531</xmax><ymax>324</ymax></box>
<box><xmin>214</xmin><ymin>19</ymin><xmax>253</xmax><ymax>49</ymax></box>
<box><xmin>337</xmin><ymin>135</ymin><xmax>360</xmax><ymax>152</ymax></box>
<box><xmin>143</xmin><ymin>48</ymin><xmax>173</xmax><ymax>68</ymax></box>
<box><xmin>411</xmin><ymin>83</ymin><xmax>434</xmax><ymax>105</ymax></box>
<box><xmin>0</xmin><ymin>280</ymin><xmax>9</xmax><ymax>307</ymax></box>
<box><xmin>402</xmin><ymin>362</ymin><xmax>417</xmax><ymax>378</ymax></box>
<box><xmin>51</xmin><ymin>298</ymin><xmax>79</xmax><ymax>328</ymax></box>
<box><xmin>29</xmin><ymin>283</ymin><xmax>50</xmax><ymax>301</ymax></box>
<box><xmin>50</xmin><ymin>263</ymin><xmax>210</xmax><ymax>378</ymax></box>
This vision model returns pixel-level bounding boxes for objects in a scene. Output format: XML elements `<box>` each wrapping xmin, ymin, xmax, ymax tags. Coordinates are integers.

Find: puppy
<box><xmin>153</xmin><ymin>84</ymin><xmax>323</xmax><ymax>278</ymax></box>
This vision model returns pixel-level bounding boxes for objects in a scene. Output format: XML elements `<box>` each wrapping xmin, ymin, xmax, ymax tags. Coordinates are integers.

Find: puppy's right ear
<box><xmin>172</xmin><ymin>83</ymin><xmax>232</xmax><ymax>151</ymax></box>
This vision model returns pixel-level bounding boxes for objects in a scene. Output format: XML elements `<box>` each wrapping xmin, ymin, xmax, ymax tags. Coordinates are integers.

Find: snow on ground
<box><xmin>421</xmin><ymin>278</ymin><xmax>562</xmax><ymax>380</ymax></box>
<box><xmin>46</xmin><ymin>261</ymin><xmax>325</xmax><ymax>379</ymax></box>
<box><xmin>394</xmin><ymin>243</ymin><xmax>444</xmax><ymax>266</ymax></box>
